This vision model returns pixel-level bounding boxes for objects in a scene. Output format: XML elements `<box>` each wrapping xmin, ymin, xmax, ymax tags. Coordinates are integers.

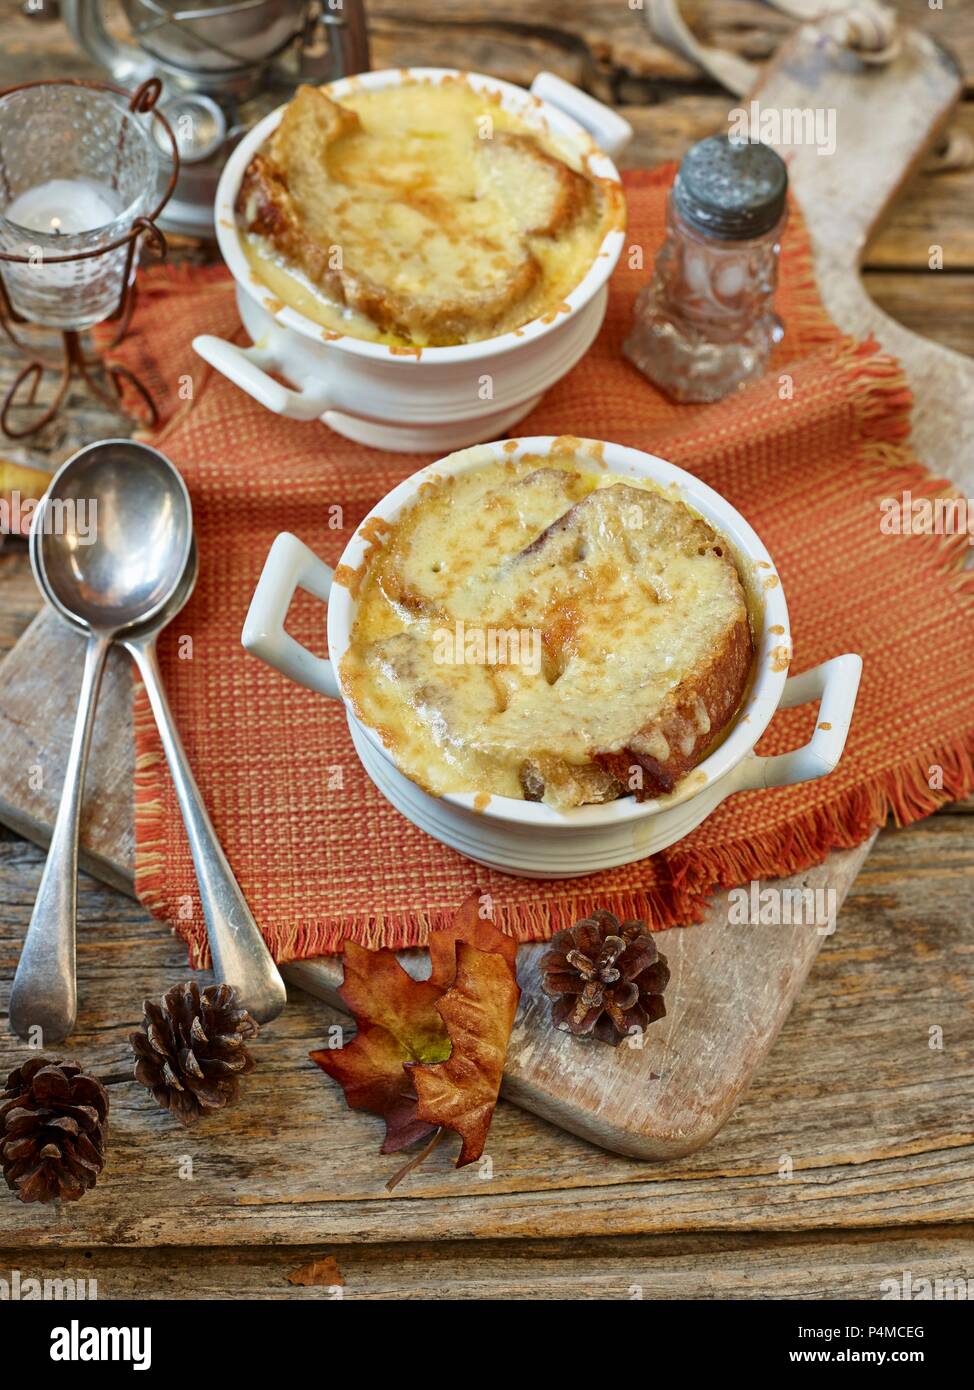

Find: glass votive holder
<box><xmin>0</xmin><ymin>83</ymin><xmax>162</xmax><ymax>331</ymax></box>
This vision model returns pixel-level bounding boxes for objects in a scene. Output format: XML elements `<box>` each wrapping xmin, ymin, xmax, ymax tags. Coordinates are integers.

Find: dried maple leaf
<box><xmin>410</xmin><ymin>941</ymin><xmax>520</xmax><ymax>1167</ymax></box>
<box><xmin>310</xmin><ymin>942</ymin><xmax>449</xmax><ymax>1153</ymax></box>
<box><xmin>310</xmin><ymin>893</ymin><xmax>520</xmax><ymax>1172</ymax></box>
<box><xmin>428</xmin><ymin>892</ymin><xmax>517</xmax><ymax>989</ymax></box>
<box><xmin>287</xmin><ymin>1256</ymin><xmax>344</xmax><ymax>1288</ymax></box>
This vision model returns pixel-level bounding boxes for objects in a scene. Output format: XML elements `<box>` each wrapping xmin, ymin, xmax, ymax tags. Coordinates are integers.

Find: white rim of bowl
<box><xmin>214</xmin><ymin>66</ymin><xmax>627</xmax><ymax>365</ymax></box>
<box><xmin>327</xmin><ymin>437</ymin><xmax>792</xmax><ymax>828</ymax></box>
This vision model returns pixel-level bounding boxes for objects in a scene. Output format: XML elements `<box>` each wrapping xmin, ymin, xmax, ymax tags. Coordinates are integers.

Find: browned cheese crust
<box><xmin>594</xmin><ymin>615</ymin><xmax>752</xmax><ymax>798</ymax></box>
<box><xmin>235</xmin><ymin>84</ymin><xmax>597</xmax><ymax>346</ymax></box>
<box><xmin>512</xmin><ymin>483</ymin><xmax>753</xmax><ymax>805</ymax></box>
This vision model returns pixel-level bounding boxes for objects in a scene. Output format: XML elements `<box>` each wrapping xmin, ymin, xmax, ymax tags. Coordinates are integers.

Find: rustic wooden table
<box><xmin>1</xmin><ymin>1</ymin><xmax>972</xmax><ymax>1300</ymax></box>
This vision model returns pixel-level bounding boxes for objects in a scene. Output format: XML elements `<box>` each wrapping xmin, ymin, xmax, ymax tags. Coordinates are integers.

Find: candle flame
<box><xmin>50</xmin><ymin>216</ymin><xmax>61</xmax><ymax>235</ymax></box>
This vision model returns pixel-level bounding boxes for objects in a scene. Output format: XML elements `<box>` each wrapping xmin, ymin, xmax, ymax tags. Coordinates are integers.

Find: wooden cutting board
<box><xmin>0</xmin><ymin>26</ymin><xmax>968</xmax><ymax>1159</ymax></box>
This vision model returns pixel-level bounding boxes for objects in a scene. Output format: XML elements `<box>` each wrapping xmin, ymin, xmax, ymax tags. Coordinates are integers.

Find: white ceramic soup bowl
<box><xmin>242</xmin><ymin>437</ymin><xmax>862</xmax><ymax>878</ymax></box>
<box><xmin>193</xmin><ymin>67</ymin><xmax>631</xmax><ymax>453</ymax></box>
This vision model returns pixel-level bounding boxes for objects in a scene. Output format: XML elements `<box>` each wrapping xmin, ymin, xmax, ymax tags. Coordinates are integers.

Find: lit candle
<box><xmin>0</xmin><ymin>82</ymin><xmax>163</xmax><ymax>335</ymax></box>
<box><xmin>1</xmin><ymin>177</ymin><xmax>127</xmax><ymax>326</ymax></box>
<box><xmin>5</xmin><ymin>177</ymin><xmax>122</xmax><ymax>238</ymax></box>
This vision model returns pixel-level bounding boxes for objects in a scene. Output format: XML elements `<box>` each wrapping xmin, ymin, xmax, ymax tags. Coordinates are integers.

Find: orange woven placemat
<box><xmin>102</xmin><ymin>168</ymin><xmax>974</xmax><ymax>965</ymax></box>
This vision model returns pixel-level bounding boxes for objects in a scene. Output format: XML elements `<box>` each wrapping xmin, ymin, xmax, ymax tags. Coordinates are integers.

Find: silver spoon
<box><xmin>11</xmin><ymin>439</ymin><xmax>194</xmax><ymax>1042</ymax></box>
<box><xmin>10</xmin><ymin>440</ymin><xmax>284</xmax><ymax>1042</ymax></box>
<box><xmin>120</xmin><ymin>542</ymin><xmax>286</xmax><ymax>1026</ymax></box>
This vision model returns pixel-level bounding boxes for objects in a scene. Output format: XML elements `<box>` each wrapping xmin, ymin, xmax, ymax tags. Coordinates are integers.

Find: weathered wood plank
<box><xmin>0</xmin><ymin>611</ymin><xmax>136</xmax><ymax>894</ymax></box>
<box><xmin>6</xmin><ymin>0</ymin><xmax>974</xmax><ymax>96</ymax></box>
<box><xmin>0</xmin><ymin>544</ymin><xmax>41</xmax><ymax>657</ymax></box>
<box><xmin>0</xmin><ymin>0</ymin><xmax>967</xmax><ymax>1262</ymax></box>
<box><xmin>367</xmin><ymin>1</ymin><xmax>974</xmax><ymax>97</ymax></box>
<box><xmin>0</xmin><ymin>812</ymin><xmax>970</xmax><ymax>1246</ymax></box>
<box><xmin>2</xmin><ymin>1225</ymin><xmax>972</xmax><ymax>1299</ymax></box>
<box><xmin>865</xmin><ymin>273</ymin><xmax>974</xmax><ymax>358</ymax></box>
<box><xmin>288</xmin><ymin>845</ymin><xmax>869</xmax><ymax>1160</ymax></box>
<box><xmin>751</xmin><ymin>27</ymin><xmax>973</xmax><ymax>485</ymax></box>
<box><xmin>3</xmin><ymin>14</ymin><xmax>971</xmax><ymax>1162</ymax></box>
<box><xmin>864</xmin><ymin>103</ymin><xmax>974</xmax><ymax>270</ymax></box>
<box><xmin>0</xmin><ymin>602</ymin><xmax>872</xmax><ymax>1158</ymax></box>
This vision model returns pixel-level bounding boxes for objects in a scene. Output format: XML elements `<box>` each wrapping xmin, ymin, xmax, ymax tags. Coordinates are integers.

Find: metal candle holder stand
<box><xmin>0</xmin><ymin>77</ymin><xmax>179</xmax><ymax>440</ymax></box>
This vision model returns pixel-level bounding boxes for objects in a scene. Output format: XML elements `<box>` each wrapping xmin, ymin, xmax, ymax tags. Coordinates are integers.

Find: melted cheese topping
<box><xmin>240</xmin><ymin>79</ymin><xmax>621</xmax><ymax>347</ymax></box>
<box><xmin>340</xmin><ymin>452</ymin><xmax>749</xmax><ymax>802</ymax></box>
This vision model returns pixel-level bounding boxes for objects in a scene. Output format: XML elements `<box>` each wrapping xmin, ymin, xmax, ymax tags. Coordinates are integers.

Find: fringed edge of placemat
<box><xmin>124</xmin><ymin>218</ymin><xmax>974</xmax><ymax>960</ymax></box>
<box><xmin>132</xmin><ymin>682</ymin><xmax>169</xmax><ymax>927</ymax></box>
<box><xmin>130</xmin><ymin>335</ymin><xmax>974</xmax><ymax>964</ymax></box>
<box><xmin>171</xmin><ymin>887</ymin><xmax>717</xmax><ymax>969</ymax></box>
<box><xmin>654</xmin><ymin>341</ymin><xmax>974</xmax><ymax>911</ymax></box>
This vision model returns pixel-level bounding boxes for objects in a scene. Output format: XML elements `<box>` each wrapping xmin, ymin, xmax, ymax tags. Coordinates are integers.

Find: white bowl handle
<box><xmin>193</xmin><ymin>333</ymin><xmax>334</xmax><ymax>422</ymax></box>
<box><xmin>733</xmin><ymin>654</ymin><xmax>863</xmax><ymax>792</ymax></box>
<box><xmin>241</xmin><ymin>533</ymin><xmax>340</xmax><ymax>697</ymax></box>
<box><xmin>529</xmin><ymin>72</ymin><xmax>633</xmax><ymax>160</ymax></box>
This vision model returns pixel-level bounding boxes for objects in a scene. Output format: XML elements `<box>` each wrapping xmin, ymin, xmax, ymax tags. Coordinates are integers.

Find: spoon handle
<box><xmin>9</xmin><ymin>634</ymin><xmax>111</xmax><ymax>1043</ymax></box>
<box><xmin>126</xmin><ymin>637</ymin><xmax>287</xmax><ymax>1024</ymax></box>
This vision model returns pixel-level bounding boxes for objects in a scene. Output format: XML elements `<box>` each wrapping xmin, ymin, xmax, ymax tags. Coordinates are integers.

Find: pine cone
<box><xmin>541</xmin><ymin>910</ymin><xmax>669</xmax><ymax>1046</ymax></box>
<box><xmin>0</xmin><ymin>1058</ymin><xmax>109</xmax><ymax>1204</ymax></box>
<box><xmin>130</xmin><ymin>982</ymin><xmax>258</xmax><ymax>1126</ymax></box>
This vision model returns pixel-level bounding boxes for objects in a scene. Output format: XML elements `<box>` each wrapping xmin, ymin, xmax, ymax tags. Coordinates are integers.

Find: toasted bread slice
<box><xmin>594</xmin><ymin>615</ymin><xmax>752</xmax><ymax>797</ymax></box>
<box><xmin>237</xmin><ymin>85</ymin><xmax>545</xmax><ymax>345</ymax></box>
<box><xmin>384</xmin><ymin>465</ymin><xmax>589</xmax><ymax>613</ymax></box>
<box><xmin>519</xmin><ymin>755</ymin><xmax>623</xmax><ymax>806</ymax></box>
<box><xmin>269</xmin><ymin>81</ymin><xmax>361</xmax><ymax>166</ymax></box>
<box><xmin>236</xmin><ymin>84</ymin><xmax>600</xmax><ymax>347</ymax></box>
<box><xmin>501</xmin><ymin>484</ymin><xmax>753</xmax><ymax>803</ymax></box>
<box><xmin>341</xmin><ymin>463</ymin><xmax>752</xmax><ymax>811</ymax></box>
<box><xmin>480</xmin><ymin>131</ymin><xmax>591</xmax><ymax>237</ymax></box>
<box><xmin>365</xmin><ymin>635</ymin><xmax>624</xmax><ymax>807</ymax></box>
<box><xmin>365</xmin><ymin>630</ymin><xmax>505</xmax><ymax>768</ymax></box>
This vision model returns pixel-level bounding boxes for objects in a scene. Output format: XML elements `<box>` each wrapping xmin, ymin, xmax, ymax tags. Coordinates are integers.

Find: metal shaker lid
<box><xmin>673</xmin><ymin>134</ymin><xmax>788</xmax><ymax>240</ymax></box>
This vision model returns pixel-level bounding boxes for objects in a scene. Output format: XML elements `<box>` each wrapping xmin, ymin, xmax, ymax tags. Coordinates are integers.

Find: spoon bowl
<box><xmin>12</xmin><ymin>438</ymin><xmax>285</xmax><ymax>1041</ymax></box>
<box><xmin>49</xmin><ymin>536</ymin><xmax>200</xmax><ymax>642</ymax></box>
<box><xmin>11</xmin><ymin>439</ymin><xmax>193</xmax><ymax>1043</ymax></box>
<box><xmin>30</xmin><ymin>438</ymin><xmax>193</xmax><ymax>636</ymax></box>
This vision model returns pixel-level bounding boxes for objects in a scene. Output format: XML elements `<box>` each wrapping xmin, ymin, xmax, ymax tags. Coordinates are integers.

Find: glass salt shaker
<box><xmin>624</xmin><ymin>135</ymin><xmax>789</xmax><ymax>404</ymax></box>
